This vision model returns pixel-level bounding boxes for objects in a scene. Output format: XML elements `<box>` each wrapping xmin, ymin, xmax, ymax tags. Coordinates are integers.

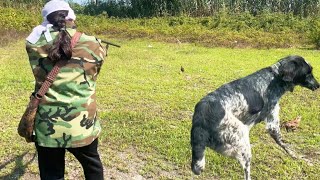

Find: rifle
<box><xmin>66</xmin><ymin>21</ymin><xmax>121</xmax><ymax>48</ymax></box>
<box><xmin>101</xmin><ymin>40</ymin><xmax>121</xmax><ymax>48</ymax></box>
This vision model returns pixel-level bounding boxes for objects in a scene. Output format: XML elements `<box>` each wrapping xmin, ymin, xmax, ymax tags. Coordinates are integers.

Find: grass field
<box><xmin>0</xmin><ymin>39</ymin><xmax>320</xmax><ymax>179</ymax></box>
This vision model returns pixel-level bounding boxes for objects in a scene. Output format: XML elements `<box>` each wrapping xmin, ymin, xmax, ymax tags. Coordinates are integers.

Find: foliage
<box><xmin>0</xmin><ymin>0</ymin><xmax>45</xmax><ymax>9</ymax></box>
<box><xmin>75</xmin><ymin>12</ymin><xmax>313</xmax><ymax>48</ymax></box>
<box><xmin>84</xmin><ymin>0</ymin><xmax>320</xmax><ymax>18</ymax></box>
<box><xmin>0</xmin><ymin>8</ymin><xmax>40</xmax><ymax>32</ymax></box>
<box><xmin>308</xmin><ymin>18</ymin><xmax>320</xmax><ymax>49</ymax></box>
<box><xmin>2</xmin><ymin>0</ymin><xmax>320</xmax><ymax>18</ymax></box>
<box><xmin>0</xmin><ymin>6</ymin><xmax>318</xmax><ymax>48</ymax></box>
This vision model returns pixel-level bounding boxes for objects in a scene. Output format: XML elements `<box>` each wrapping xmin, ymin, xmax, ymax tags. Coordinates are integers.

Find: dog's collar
<box><xmin>271</xmin><ymin>61</ymin><xmax>282</xmax><ymax>75</ymax></box>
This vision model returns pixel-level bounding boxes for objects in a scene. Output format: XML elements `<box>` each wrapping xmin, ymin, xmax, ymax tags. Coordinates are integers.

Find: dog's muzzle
<box><xmin>308</xmin><ymin>81</ymin><xmax>319</xmax><ymax>91</ymax></box>
<box><xmin>309</xmin><ymin>81</ymin><xmax>319</xmax><ymax>91</ymax></box>
<box><xmin>313</xmin><ymin>82</ymin><xmax>320</xmax><ymax>91</ymax></box>
<box><xmin>303</xmin><ymin>75</ymin><xmax>320</xmax><ymax>91</ymax></box>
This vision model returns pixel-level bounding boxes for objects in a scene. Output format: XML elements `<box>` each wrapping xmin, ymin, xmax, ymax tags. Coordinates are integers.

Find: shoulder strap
<box><xmin>70</xmin><ymin>31</ymin><xmax>82</xmax><ymax>49</ymax></box>
<box><xmin>35</xmin><ymin>32</ymin><xmax>82</xmax><ymax>99</ymax></box>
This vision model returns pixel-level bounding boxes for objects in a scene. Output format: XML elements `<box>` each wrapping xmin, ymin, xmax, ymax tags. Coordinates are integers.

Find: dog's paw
<box><xmin>282</xmin><ymin>146</ymin><xmax>298</xmax><ymax>159</ymax></box>
<box><xmin>287</xmin><ymin>149</ymin><xmax>298</xmax><ymax>159</ymax></box>
<box><xmin>191</xmin><ymin>164</ymin><xmax>203</xmax><ymax>175</ymax></box>
<box><xmin>191</xmin><ymin>157</ymin><xmax>205</xmax><ymax>175</ymax></box>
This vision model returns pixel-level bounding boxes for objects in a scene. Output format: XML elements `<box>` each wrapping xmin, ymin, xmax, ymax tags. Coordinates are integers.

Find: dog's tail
<box><xmin>191</xmin><ymin>125</ymin><xmax>208</xmax><ymax>175</ymax></box>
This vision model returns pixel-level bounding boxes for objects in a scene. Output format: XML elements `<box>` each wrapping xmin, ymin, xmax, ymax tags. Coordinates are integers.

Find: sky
<box><xmin>68</xmin><ymin>0</ymin><xmax>87</xmax><ymax>5</ymax></box>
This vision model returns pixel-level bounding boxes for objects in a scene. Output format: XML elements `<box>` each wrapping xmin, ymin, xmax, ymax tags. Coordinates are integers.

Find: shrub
<box><xmin>0</xmin><ymin>7</ymin><xmax>317</xmax><ymax>49</ymax></box>
<box><xmin>308</xmin><ymin>19</ymin><xmax>320</xmax><ymax>49</ymax></box>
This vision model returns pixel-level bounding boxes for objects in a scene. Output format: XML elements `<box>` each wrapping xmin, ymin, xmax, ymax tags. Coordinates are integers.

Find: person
<box><xmin>25</xmin><ymin>0</ymin><xmax>107</xmax><ymax>179</ymax></box>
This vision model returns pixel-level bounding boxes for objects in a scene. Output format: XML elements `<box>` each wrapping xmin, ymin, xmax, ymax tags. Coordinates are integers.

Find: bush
<box><xmin>0</xmin><ymin>7</ymin><xmax>40</xmax><ymax>32</ymax></box>
<box><xmin>308</xmin><ymin>19</ymin><xmax>320</xmax><ymax>49</ymax></box>
<box><xmin>0</xmin><ymin>7</ymin><xmax>317</xmax><ymax>49</ymax></box>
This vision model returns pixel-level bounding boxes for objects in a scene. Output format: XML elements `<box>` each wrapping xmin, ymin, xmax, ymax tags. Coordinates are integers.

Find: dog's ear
<box><xmin>279</xmin><ymin>60</ymin><xmax>297</xmax><ymax>82</ymax></box>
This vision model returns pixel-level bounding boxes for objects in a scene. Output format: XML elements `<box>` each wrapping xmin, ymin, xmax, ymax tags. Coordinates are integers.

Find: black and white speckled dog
<box><xmin>190</xmin><ymin>55</ymin><xmax>319</xmax><ymax>180</ymax></box>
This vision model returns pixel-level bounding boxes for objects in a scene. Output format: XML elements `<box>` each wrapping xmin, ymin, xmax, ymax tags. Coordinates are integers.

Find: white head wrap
<box><xmin>26</xmin><ymin>0</ymin><xmax>76</xmax><ymax>44</ymax></box>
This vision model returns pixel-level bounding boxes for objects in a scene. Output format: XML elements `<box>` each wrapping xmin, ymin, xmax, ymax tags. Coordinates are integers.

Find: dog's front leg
<box><xmin>265</xmin><ymin>104</ymin><xmax>298</xmax><ymax>159</ymax></box>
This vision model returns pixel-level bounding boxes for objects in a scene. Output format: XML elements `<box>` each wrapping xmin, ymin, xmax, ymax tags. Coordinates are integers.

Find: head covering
<box><xmin>26</xmin><ymin>0</ymin><xmax>76</xmax><ymax>44</ymax></box>
<box><xmin>66</xmin><ymin>8</ymin><xmax>76</xmax><ymax>20</ymax></box>
<box><xmin>42</xmin><ymin>0</ymin><xmax>71</xmax><ymax>20</ymax></box>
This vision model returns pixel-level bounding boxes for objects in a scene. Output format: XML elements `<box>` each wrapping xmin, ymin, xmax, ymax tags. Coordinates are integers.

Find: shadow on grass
<box><xmin>0</xmin><ymin>151</ymin><xmax>36</xmax><ymax>180</ymax></box>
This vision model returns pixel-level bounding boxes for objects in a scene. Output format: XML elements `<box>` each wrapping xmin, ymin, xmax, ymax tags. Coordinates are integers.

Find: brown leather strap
<box><xmin>35</xmin><ymin>32</ymin><xmax>82</xmax><ymax>99</ymax></box>
<box><xmin>71</xmin><ymin>31</ymin><xmax>82</xmax><ymax>49</ymax></box>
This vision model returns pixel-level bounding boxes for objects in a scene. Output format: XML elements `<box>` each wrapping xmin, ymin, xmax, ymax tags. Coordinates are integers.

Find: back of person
<box><xmin>25</xmin><ymin>1</ymin><xmax>106</xmax><ymax>179</ymax></box>
<box><xmin>26</xmin><ymin>28</ymin><xmax>106</xmax><ymax>148</ymax></box>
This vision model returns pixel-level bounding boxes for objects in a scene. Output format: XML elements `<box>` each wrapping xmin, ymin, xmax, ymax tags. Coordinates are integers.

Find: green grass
<box><xmin>1</xmin><ymin>39</ymin><xmax>320</xmax><ymax>179</ymax></box>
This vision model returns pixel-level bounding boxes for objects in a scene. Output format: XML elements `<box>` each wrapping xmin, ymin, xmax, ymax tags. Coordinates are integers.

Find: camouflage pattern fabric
<box><xmin>26</xmin><ymin>28</ymin><xmax>107</xmax><ymax>148</ymax></box>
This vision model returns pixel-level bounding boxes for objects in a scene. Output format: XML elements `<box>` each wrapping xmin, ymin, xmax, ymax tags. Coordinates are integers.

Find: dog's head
<box><xmin>274</xmin><ymin>55</ymin><xmax>319</xmax><ymax>91</ymax></box>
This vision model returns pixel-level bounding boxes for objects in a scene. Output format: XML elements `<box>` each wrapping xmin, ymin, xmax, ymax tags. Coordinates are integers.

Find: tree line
<box><xmin>84</xmin><ymin>0</ymin><xmax>320</xmax><ymax>17</ymax></box>
<box><xmin>1</xmin><ymin>0</ymin><xmax>320</xmax><ymax>18</ymax></box>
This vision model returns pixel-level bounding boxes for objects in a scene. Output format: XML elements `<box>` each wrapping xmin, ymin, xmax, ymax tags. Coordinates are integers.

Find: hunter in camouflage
<box><xmin>26</xmin><ymin>28</ymin><xmax>107</xmax><ymax>148</ymax></box>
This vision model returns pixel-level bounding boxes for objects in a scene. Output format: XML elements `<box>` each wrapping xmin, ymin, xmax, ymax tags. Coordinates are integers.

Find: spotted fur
<box><xmin>190</xmin><ymin>55</ymin><xmax>319</xmax><ymax>180</ymax></box>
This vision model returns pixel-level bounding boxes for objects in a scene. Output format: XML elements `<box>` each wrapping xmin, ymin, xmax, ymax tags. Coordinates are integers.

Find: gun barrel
<box><xmin>101</xmin><ymin>40</ymin><xmax>121</xmax><ymax>48</ymax></box>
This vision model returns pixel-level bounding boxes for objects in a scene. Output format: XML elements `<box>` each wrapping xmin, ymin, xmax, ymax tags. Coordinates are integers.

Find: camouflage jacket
<box><xmin>26</xmin><ymin>28</ymin><xmax>107</xmax><ymax>148</ymax></box>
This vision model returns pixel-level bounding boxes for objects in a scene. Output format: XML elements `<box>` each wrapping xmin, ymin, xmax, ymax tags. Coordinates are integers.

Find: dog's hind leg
<box><xmin>217</xmin><ymin>118</ymin><xmax>252</xmax><ymax>180</ymax></box>
<box><xmin>236</xmin><ymin>143</ymin><xmax>252</xmax><ymax>180</ymax></box>
<box><xmin>221</xmin><ymin>134</ymin><xmax>252</xmax><ymax>180</ymax></box>
<box><xmin>190</xmin><ymin>126</ymin><xmax>208</xmax><ymax>175</ymax></box>
<box><xmin>233</xmin><ymin>131</ymin><xmax>252</xmax><ymax>180</ymax></box>
<box><xmin>266</xmin><ymin>104</ymin><xmax>298</xmax><ymax>159</ymax></box>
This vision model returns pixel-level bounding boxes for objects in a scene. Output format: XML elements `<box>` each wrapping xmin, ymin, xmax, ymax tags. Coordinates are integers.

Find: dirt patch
<box><xmin>100</xmin><ymin>141</ymin><xmax>185</xmax><ymax>179</ymax></box>
<box><xmin>0</xmin><ymin>30</ymin><xmax>27</xmax><ymax>47</ymax></box>
<box><xmin>0</xmin><ymin>143</ymin><xmax>186</xmax><ymax>180</ymax></box>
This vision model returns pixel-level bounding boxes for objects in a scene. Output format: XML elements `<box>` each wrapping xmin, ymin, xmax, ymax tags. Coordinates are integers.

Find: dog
<box><xmin>190</xmin><ymin>55</ymin><xmax>319</xmax><ymax>180</ymax></box>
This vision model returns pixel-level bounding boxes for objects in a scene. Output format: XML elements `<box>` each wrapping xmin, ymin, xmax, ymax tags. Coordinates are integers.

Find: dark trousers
<box><xmin>35</xmin><ymin>139</ymin><xmax>104</xmax><ymax>180</ymax></box>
